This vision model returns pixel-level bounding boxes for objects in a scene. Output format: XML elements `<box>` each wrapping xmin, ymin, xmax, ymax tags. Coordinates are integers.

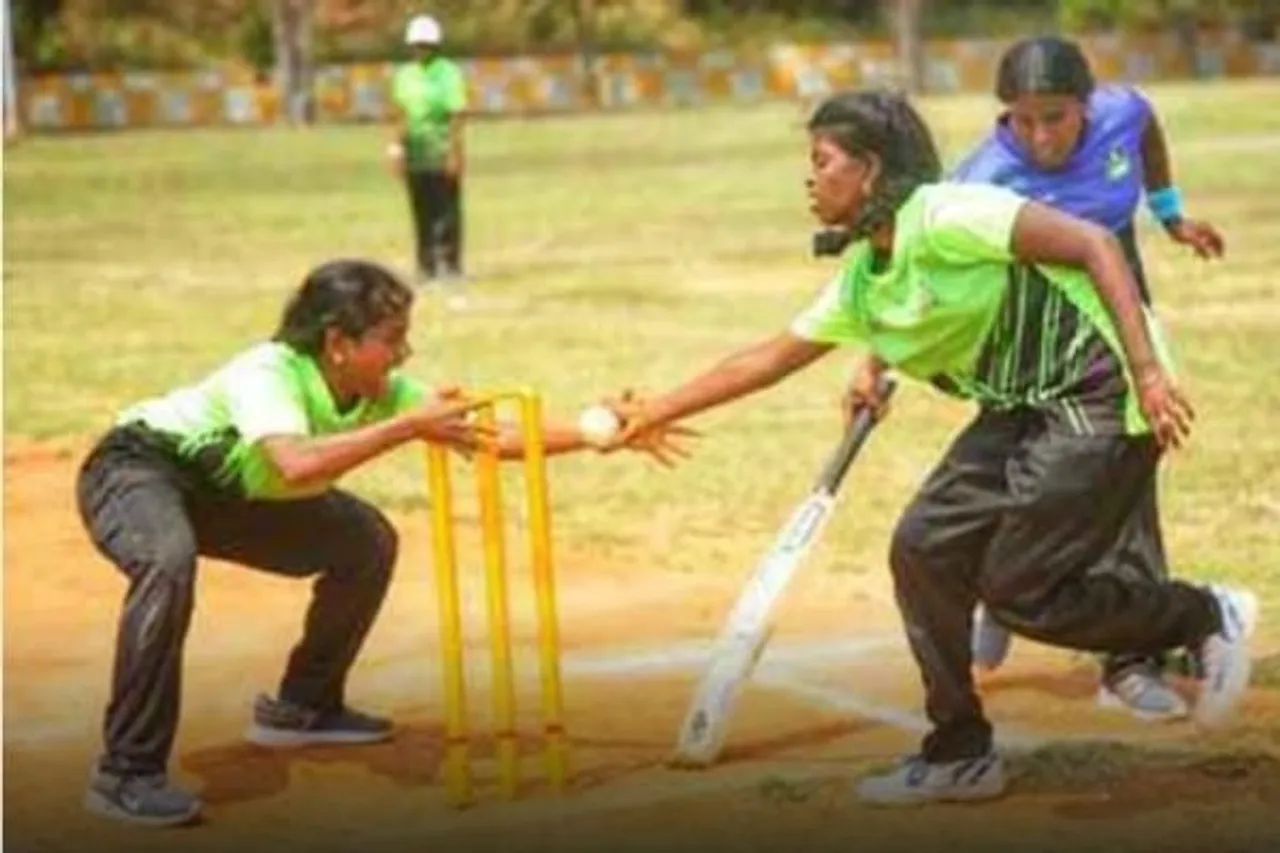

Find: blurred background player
<box><xmin>950</xmin><ymin>36</ymin><xmax>1225</xmax><ymax>721</ymax></box>
<box><xmin>388</xmin><ymin>14</ymin><xmax>469</xmax><ymax>307</ymax></box>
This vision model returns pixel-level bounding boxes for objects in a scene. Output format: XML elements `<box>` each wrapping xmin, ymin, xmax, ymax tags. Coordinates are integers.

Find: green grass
<box><xmin>5</xmin><ymin>80</ymin><xmax>1280</xmax><ymax>615</ymax></box>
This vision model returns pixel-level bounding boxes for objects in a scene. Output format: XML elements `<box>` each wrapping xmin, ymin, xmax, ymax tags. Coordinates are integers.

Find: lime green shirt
<box><xmin>118</xmin><ymin>342</ymin><xmax>427</xmax><ymax>499</ymax></box>
<box><xmin>790</xmin><ymin>182</ymin><xmax>1173</xmax><ymax>435</ymax></box>
<box><xmin>391</xmin><ymin>56</ymin><xmax>467</xmax><ymax>170</ymax></box>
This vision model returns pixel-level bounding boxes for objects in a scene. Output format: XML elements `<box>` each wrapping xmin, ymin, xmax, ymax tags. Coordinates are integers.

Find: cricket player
<box><xmin>951</xmin><ymin>35</ymin><xmax>1225</xmax><ymax>721</ymax></box>
<box><xmin>78</xmin><ymin>258</ymin><xmax>684</xmax><ymax>826</ymax></box>
<box><xmin>612</xmin><ymin>89</ymin><xmax>1258</xmax><ymax>805</ymax></box>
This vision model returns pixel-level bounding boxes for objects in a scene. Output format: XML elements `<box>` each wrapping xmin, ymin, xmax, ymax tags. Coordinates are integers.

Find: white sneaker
<box><xmin>1096</xmin><ymin>668</ymin><xmax>1189</xmax><ymax>722</ymax></box>
<box><xmin>855</xmin><ymin>753</ymin><xmax>1007</xmax><ymax>806</ymax></box>
<box><xmin>1194</xmin><ymin>585</ymin><xmax>1259</xmax><ymax>729</ymax></box>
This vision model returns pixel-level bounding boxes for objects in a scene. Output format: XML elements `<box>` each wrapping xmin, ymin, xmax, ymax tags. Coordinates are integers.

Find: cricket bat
<box><xmin>668</xmin><ymin>377</ymin><xmax>896</xmax><ymax>768</ymax></box>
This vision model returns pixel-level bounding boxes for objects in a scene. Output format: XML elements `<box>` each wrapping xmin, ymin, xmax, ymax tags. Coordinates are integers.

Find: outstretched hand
<box><xmin>600</xmin><ymin>389</ymin><xmax>700</xmax><ymax>468</ymax></box>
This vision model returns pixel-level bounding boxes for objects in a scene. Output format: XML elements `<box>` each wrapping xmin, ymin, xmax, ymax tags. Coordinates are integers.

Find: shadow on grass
<box><xmin>1252</xmin><ymin>652</ymin><xmax>1280</xmax><ymax>689</ymax></box>
<box><xmin>1010</xmin><ymin>741</ymin><xmax>1280</xmax><ymax>820</ymax></box>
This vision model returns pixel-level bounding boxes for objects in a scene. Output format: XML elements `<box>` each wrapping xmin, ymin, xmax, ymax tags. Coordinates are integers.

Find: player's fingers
<box><xmin>665</xmin><ymin>424</ymin><xmax>702</xmax><ymax>438</ymax></box>
<box><xmin>1171</xmin><ymin>385</ymin><xmax>1196</xmax><ymax>422</ymax></box>
<box><xmin>657</xmin><ymin>436</ymin><xmax>694</xmax><ymax>459</ymax></box>
<box><xmin>646</xmin><ymin>444</ymin><xmax>676</xmax><ymax>469</ymax></box>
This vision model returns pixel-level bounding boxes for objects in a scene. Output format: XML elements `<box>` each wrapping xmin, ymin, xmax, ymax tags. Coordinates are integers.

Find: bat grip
<box><xmin>815</xmin><ymin>375</ymin><xmax>896</xmax><ymax>494</ymax></box>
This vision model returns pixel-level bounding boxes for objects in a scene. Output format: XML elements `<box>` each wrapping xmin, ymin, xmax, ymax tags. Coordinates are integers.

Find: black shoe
<box><xmin>244</xmin><ymin>693</ymin><xmax>393</xmax><ymax>747</ymax></box>
<box><xmin>83</xmin><ymin>768</ymin><xmax>202</xmax><ymax>827</ymax></box>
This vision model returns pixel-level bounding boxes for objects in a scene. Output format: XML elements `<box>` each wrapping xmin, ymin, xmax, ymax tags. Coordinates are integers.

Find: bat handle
<box><xmin>816</xmin><ymin>375</ymin><xmax>896</xmax><ymax>494</ymax></box>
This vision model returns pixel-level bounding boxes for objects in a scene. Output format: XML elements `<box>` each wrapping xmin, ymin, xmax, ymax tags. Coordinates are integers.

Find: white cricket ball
<box><xmin>577</xmin><ymin>404</ymin><xmax>621</xmax><ymax>447</ymax></box>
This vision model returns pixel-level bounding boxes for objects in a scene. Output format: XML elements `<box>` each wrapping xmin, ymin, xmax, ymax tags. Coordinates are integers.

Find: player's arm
<box><xmin>445</xmin><ymin>65</ymin><xmax>467</xmax><ymax>178</ymax></box>
<box><xmin>235</xmin><ymin>370</ymin><xmax>485</xmax><ymax>489</ymax></box>
<box><xmin>260</xmin><ymin>417</ymin><xmax>428</xmax><ymax>490</ymax></box>
<box><xmin>1140</xmin><ymin>107</ymin><xmax>1224</xmax><ymax>257</ymax></box>
<box><xmin>1011</xmin><ymin>202</ymin><xmax>1157</xmax><ymax>379</ymax></box>
<box><xmin>489</xmin><ymin>415</ymin><xmax>693</xmax><ymax>467</ymax></box>
<box><xmin>385</xmin><ymin>71</ymin><xmax>409</xmax><ymax>173</ymax></box>
<box><xmin>1009</xmin><ymin>201</ymin><xmax>1192</xmax><ymax>447</ymax></box>
<box><xmin>624</xmin><ymin>333</ymin><xmax>834</xmax><ymax>435</ymax></box>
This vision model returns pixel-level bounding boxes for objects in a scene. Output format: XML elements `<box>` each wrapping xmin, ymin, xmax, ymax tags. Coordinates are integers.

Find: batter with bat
<box><xmin>607</xmin><ymin>89</ymin><xmax>1258</xmax><ymax>806</ymax></box>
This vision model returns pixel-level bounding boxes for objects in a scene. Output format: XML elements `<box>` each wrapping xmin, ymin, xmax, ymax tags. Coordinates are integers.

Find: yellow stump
<box><xmin>425</xmin><ymin>444</ymin><xmax>474</xmax><ymax>808</ymax></box>
<box><xmin>519</xmin><ymin>393</ymin><xmax>571</xmax><ymax>792</ymax></box>
<box><xmin>475</xmin><ymin>403</ymin><xmax>521</xmax><ymax>799</ymax></box>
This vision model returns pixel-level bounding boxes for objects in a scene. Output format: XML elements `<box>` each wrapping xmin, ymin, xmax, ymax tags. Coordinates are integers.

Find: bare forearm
<box><xmin>646</xmin><ymin>335</ymin><xmax>832</xmax><ymax>427</ymax></box>
<box><xmin>493</xmin><ymin>420</ymin><xmax>586</xmax><ymax>460</ymax></box>
<box><xmin>262</xmin><ymin>416</ymin><xmax>420</xmax><ymax>488</ymax></box>
<box><xmin>1081</xmin><ymin>233</ymin><xmax>1161</xmax><ymax>377</ymax></box>
<box><xmin>1011</xmin><ymin>202</ymin><xmax>1160</xmax><ymax>380</ymax></box>
<box><xmin>1140</xmin><ymin>116</ymin><xmax>1173</xmax><ymax>192</ymax></box>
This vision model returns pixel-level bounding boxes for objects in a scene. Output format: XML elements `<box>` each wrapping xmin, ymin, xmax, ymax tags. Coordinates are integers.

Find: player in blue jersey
<box><xmin>945</xmin><ymin>37</ymin><xmax>1225</xmax><ymax>721</ymax></box>
<box><xmin>952</xmin><ymin>36</ymin><xmax>1223</xmax><ymax>302</ymax></box>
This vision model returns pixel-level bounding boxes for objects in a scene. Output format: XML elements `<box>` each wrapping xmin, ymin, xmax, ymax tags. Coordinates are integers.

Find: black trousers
<box><xmin>404</xmin><ymin>168</ymin><xmax>463</xmax><ymax>279</ymax></box>
<box><xmin>888</xmin><ymin>408</ymin><xmax>1219</xmax><ymax>761</ymax></box>
<box><xmin>76</xmin><ymin>425</ymin><xmax>398</xmax><ymax>776</ymax></box>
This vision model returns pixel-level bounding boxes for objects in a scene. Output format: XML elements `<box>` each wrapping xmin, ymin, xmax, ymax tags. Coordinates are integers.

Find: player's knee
<box><xmin>977</xmin><ymin>579</ymin><xmax>1045</xmax><ymax>630</ymax></box>
<box><xmin>143</xmin><ymin>526</ymin><xmax>199</xmax><ymax>589</ymax></box>
<box><xmin>346</xmin><ymin>504</ymin><xmax>398</xmax><ymax>588</ymax></box>
<box><xmin>888</xmin><ymin>508</ymin><xmax>939</xmax><ymax>580</ymax></box>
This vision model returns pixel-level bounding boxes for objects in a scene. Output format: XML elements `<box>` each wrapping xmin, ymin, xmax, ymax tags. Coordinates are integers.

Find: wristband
<box><xmin>1146</xmin><ymin>186</ymin><xmax>1184</xmax><ymax>224</ymax></box>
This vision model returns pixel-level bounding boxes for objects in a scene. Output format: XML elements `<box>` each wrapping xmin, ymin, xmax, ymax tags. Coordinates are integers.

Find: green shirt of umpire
<box><xmin>391</xmin><ymin>56</ymin><xmax>468</xmax><ymax>171</ymax></box>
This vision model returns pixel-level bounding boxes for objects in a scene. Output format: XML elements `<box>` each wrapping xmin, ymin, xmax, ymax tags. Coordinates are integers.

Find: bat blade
<box><xmin>668</xmin><ymin>379</ymin><xmax>894</xmax><ymax>769</ymax></box>
<box><xmin>669</xmin><ymin>493</ymin><xmax>836</xmax><ymax>767</ymax></box>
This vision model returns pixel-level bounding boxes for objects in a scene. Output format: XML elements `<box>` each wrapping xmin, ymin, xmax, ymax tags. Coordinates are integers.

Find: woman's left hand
<box><xmin>1167</xmin><ymin>218</ymin><xmax>1225</xmax><ymax>260</ymax></box>
<box><xmin>1135</xmin><ymin>367</ymin><xmax>1195</xmax><ymax>450</ymax></box>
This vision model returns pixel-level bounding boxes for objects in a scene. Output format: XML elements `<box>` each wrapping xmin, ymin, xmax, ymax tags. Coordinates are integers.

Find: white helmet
<box><xmin>404</xmin><ymin>14</ymin><xmax>442</xmax><ymax>46</ymax></box>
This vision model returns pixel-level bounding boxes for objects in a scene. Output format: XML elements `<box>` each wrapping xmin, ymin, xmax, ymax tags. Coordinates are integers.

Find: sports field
<box><xmin>5</xmin><ymin>79</ymin><xmax>1280</xmax><ymax>852</ymax></box>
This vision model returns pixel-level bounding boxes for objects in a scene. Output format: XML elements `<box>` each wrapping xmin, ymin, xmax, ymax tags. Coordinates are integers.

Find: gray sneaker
<box><xmin>1194</xmin><ymin>585</ymin><xmax>1259</xmax><ymax>728</ymax></box>
<box><xmin>245</xmin><ymin>694</ymin><xmax>393</xmax><ymax>747</ymax></box>
<box><xmin>971</xmin><ymin>605</ymin><xmax>1013</xmax><ymax>676</ymax></box>
<box><xmin>855</xmin><ymin>752</ymin><xmax>1007</xmax><ymax>806</ymax></box>
<box><xmin>1097</xmin><ymin>668</ymin><xmax>1189</xmax><ymax>722</ymax></box>
<box><xmin>83</xmin><ymin>769</ymin><xmax>202</xmax><ymax>827</ymax></box>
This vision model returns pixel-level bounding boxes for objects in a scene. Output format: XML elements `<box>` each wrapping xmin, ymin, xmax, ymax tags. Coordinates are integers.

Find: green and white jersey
<box><xmin>390</xmin><ymin>56</ymin><xmax>467</xmax><ymax>170</ymax></box>
<box><xmin>117</xmin><ymin>342</ymin><xmax>427</xmax><ymax>499</ymax></box>
<box><xmin>790</xmin><ymin>182</ymin><xmax>1174</xmax><ymax>436</ymax></box>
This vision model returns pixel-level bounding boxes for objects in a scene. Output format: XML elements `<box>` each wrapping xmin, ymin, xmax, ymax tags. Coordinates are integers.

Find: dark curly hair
<box><xmin>995</xmin><ymin>36</ymin><xmax>1095</xmax><ymax>103</ymax></box>
<box><xmin>807</xmin><ymin>89</ymin><xmax>942</xmax><ymax>239</ymax></box>
<box><xmin>273</xmin><ymin>258</ymin><xmax>414</xmax><ymax>356</ymax></box>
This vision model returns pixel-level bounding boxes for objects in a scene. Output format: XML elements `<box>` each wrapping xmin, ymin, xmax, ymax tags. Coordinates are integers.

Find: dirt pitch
<box><xmin>6</xmin><ymin>440</ymin><xmax>1280</xmax><ymax>853</ymax></box>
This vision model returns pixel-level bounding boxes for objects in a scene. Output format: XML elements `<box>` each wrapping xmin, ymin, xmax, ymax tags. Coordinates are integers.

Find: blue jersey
<box><xmin>951</xmin><ymin>85</ymin><xmax>1152</xmax><ymax>234</ymax></box>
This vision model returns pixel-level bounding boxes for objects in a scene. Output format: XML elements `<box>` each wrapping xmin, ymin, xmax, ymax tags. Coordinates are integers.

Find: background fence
<box><xmin>17</xmin><ymin>29</ymin><xmax>1280</xmax><ymax>132</ymax></box>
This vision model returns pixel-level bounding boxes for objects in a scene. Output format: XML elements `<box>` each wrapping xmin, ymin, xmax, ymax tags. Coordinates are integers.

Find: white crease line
<box><xmin>356</xmin><ymin>635</ymin><xmax>903</xmax><ymax>694</ymax></box>
<box><xmin>754</xmin><ymin>670</ymin><xmax>1046</xmax><ymax>750</ymax></box>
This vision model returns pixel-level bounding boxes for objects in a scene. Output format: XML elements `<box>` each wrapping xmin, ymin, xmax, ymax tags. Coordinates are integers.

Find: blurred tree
<box><xmin>273</xmin><ymin>0</ymin><xmax>313</xmax><ymax>123</ymax></box>
<box><xmin>1059</xmin><ymin>0</ymin><xmax>1269</xmax><ymax>77</ymax></box>
<box><xmin>12</xmin><ymin>0</ymin><xmax>65</xmax><ymax>67</ymax></box>
<box><xmin>573</xmin><ymin>0</ymin><xmax>601</xmax><ymax>107</ymax></box>
<box><xmin>889</xmin><ymin>0</ymin><xmax>924</xmax><ymax>92</ymax></box>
